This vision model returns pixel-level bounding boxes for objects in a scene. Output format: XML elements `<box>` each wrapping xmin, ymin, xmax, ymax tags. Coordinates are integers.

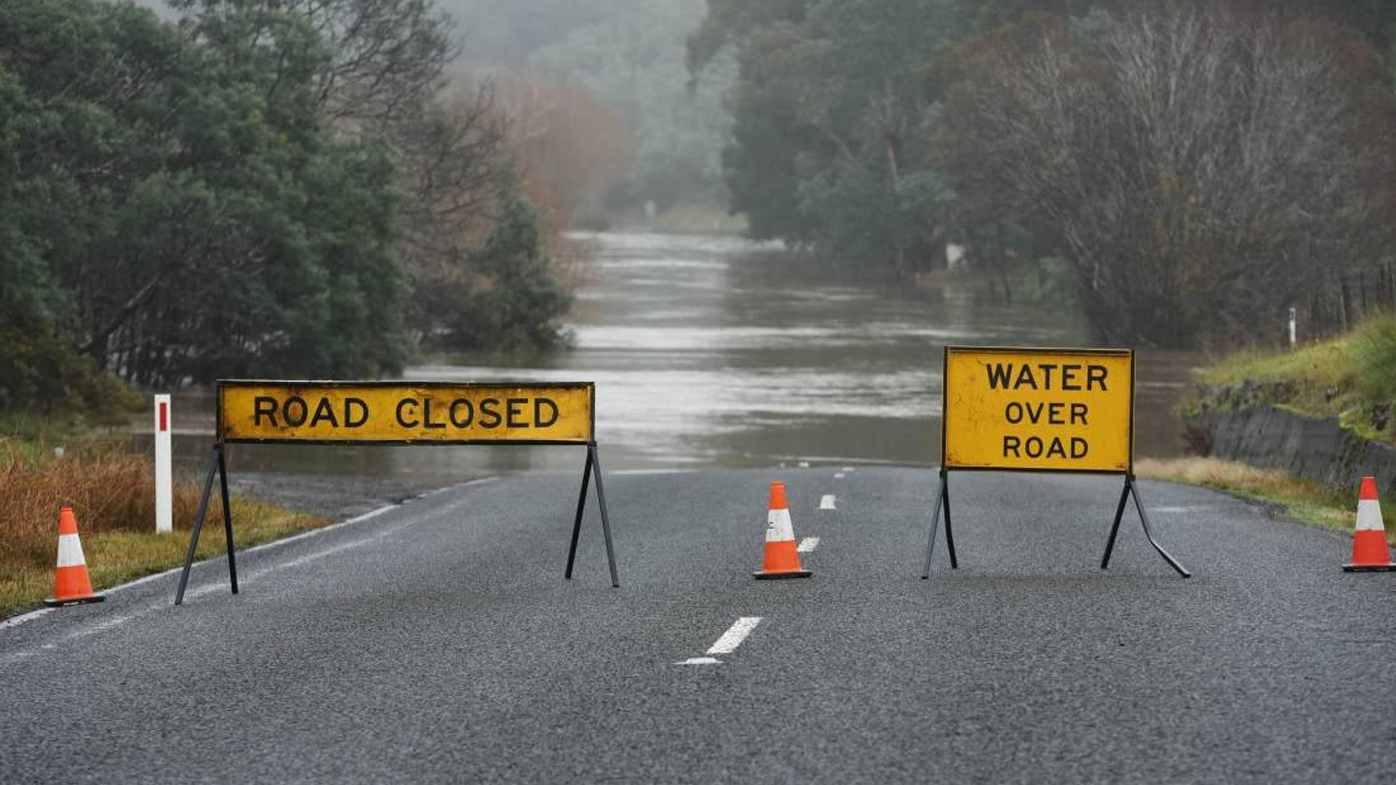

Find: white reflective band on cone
<box><xmin>56</xmin><ymin>533</ymin><xmax>87</xmax><ymax>568</ymax></box>
<box><xmin>766</xmin><ymin>508</ymin><xmax>795</xmax><ymax>542</ymax></box>
<box><xmin>1356</xmin><ymin>500</ymin><xmax>1384</xmax><ymax>532</ymax></box>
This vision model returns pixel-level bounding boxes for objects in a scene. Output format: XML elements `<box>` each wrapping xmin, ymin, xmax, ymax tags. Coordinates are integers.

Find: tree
<box><xmin>173</xmin><ymin>0</ymin><xmax>573</xmax><ymax>356</ymax></box>
<box><xmin>936</xmin><ymin>2</ymin><xmax>1396</xmax><ymax>346</ymax></box>
<box><xmin>690</xmin><ymin>0</ymin><xmax>957</xmax><ymax>272</ymax></box>
<box><xmin>426</xmin><ymin>194</ymin><xmax>572</xmax><ymax>351</ymax></box>
<box><xmin>1</xmin><ymin>0</ymin><xmax>411</xmax><ymax>385</ymax></box>
<box><xmin>0</xmin><ymin>65</ymin><xmax>49</xmax><ymax>330</ymax></box>
<box><xmin>495</xmin><ymin>70</ymin><xmax>635</xmax><ymax>231</ymax></box>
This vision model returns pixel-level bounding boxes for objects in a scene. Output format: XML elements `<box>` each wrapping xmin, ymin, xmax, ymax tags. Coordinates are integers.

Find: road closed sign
<box><xmin>218</xmin><ymin>381</ymin><xmax>593</xmax><ymax>444</ymax></box>
<box><xmin>942</xmin><ymin>347</ymin><xmax>1133</xmax><ymax>473</ymax></box>
<box><xmin>177</xmin><ymin>379</ymin><xmax>619</xmax><ymax>605</ymax></box>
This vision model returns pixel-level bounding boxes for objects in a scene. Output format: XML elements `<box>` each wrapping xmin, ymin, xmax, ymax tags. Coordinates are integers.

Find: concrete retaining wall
<box><xmin>1190</xmin><ymin>406</ymin><xmax>1396</xmax><ymax>502</ymax></box>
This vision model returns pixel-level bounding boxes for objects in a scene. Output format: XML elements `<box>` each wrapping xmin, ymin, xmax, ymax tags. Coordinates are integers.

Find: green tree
<box><xmin>177</xmin><ymin>0</ymin><xmax>571</xmax><ymax>357</ymax></box>
<box><xmin>0</xmin><ymin>65</ymin><xmax>49</xmax><ymax>329</ymax></box>
<box><xmin>690</xmin><ymin>0</ymin><xmax>957</xmax><ymax>272</ymax></box>
<box><xmin>1</xmin><ymin>0</ymin><xmax>411</xmax><ymax>386</ymax></box>
<box><xmin>428</xmin><ymin>195</ymin><xmax>572</xmax><ymax>351</ymax></box>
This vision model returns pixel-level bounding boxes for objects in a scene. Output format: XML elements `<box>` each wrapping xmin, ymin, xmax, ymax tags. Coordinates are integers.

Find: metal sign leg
<box><xmin>1101</xmin><ymin>475</ymin><xmax>1191</xmax><ymax>578</ymax></box>
<box><xmin>942</xmin><ymin>473</ymin><xmax>958</xmax><ymax>569</ymax></box>
<box><xmin>921</xmin><ymin>469</ymin><xmax>958</xmax><ymax>577</ymax></box>
<box><xmin>1131</xmin><ymin>480</ymin><xmax>1191</xmax><ymax>578</ymax></box>
<box><xmin>564</xmin><ymin>445</ymin><xmax>594</xmax><ymax>580</ymax></box>
<box><xmin>563</xmin><ymin>442</ymin><xmax>619</xmax><ymax>587</ymax></box>
<box><xmin>175</xmin><ymin>446</ymin><xmax>221</xmax><ymax>605</ymax></box>
<box><xmin>217</xmin><ymin>447</ymin><xmax>239</xmax><ymax>594</ymax></box>
<box><xmin>1100</xmin><ymin>479</ymin><xmax>1132</xmax><ymax>569</ymax></box>
<box><xmin>588</xmin><ymin>443</ymin><xmax>621</xmax><ymax>588</ymax></box>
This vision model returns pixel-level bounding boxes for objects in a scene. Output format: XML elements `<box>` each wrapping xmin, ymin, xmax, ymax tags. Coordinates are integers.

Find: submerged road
<box><xmin>2</xmin><ymin>467</ymin><xmax>1394</xmax><ymax>784</ymax></box>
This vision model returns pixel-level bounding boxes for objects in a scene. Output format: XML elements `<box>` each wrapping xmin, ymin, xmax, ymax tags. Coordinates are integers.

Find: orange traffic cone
<box><xmin>1343</xmin><ymin>477</ymin><xmax>1394</xmax><ymax>572</ymax></box>
<box><xmin>43</xmin><ymin>507</ymin><xmax>105</xmax><ymax>607</ymax></box>
<box><xmin>754</xmin><ymin>482</ymin><xmax>811</xmax><ymax>579</ymax></box>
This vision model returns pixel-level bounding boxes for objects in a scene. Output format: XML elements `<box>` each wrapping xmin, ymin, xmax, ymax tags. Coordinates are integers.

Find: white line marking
<box><xmin>797</xmin><ymin>537</ymin><xmax>819</xmax><ymax>553</ymax></box>
<box><xmin>275</xmin><ymin>537</ymin><xmax>384</xmax><ymax>571</ymax></box>
<box><xmin>676</xmin><ymin>657</ymin><xmax>721</xmax><ymax>666</ymax></box>
<box><xmin>819</xmin><ymin>494</ymin><xmax>836</xmax><ymax>510</ymax></box>
<box><xmin>68</xmin><ymin>613</ymin><xmax>144</xmax><ymax>639</ymax></box>
<box><xmin>0</xmin><ymin>607</ymin><xmax>53</xmax><ymax>631</ymax></box>
<box><xmin>613</xmin><ymin>468</ymin><xmax>699</xmax><ymax>476</ymax></box>
<box><xmin>797</xmin><ymin>461</ymin><xmax>811</xmax><ymax>468</ymax></box>
<box><xmin>842</xmin><ymin>466</ymin><xmax>854</xmax><ymax>472</ymax></box>
<box><xmin>834</xmin><ymin>472</ymin><xmax>845</xmax><ymax>479</ymax></box>
<box><xmin>0</xmin><ymin>477</ymin><xmax>499</xmax><ymax>636</ymax></box>
<box><xmin>707</xmin><ymin>617</ymin><xmax>762</xmax><ymax>655</ymax></box>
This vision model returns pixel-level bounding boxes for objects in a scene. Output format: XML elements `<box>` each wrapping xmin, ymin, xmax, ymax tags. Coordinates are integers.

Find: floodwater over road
<box><xmin>164</xmin><ymin>233</ymin><xmax>1198</xmax><ymax>481</ymax></box>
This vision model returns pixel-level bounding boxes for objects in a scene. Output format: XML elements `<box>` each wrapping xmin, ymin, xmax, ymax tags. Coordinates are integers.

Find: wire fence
<box><xmin>1292</xmin><ymin>262</ymin><xmax>1396</xmax><ymax>345</ymax></box>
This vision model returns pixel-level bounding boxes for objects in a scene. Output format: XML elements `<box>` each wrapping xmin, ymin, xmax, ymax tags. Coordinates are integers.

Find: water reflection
<box><xmin>152</xmin><ymin>233</ymin><xmax>1197</xmax><ymax>480</ymax></box>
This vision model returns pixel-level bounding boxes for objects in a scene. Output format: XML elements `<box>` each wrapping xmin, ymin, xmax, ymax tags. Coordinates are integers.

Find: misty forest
<box><xmin>2</xmin><ymin>0</ymin><xmax>1394</xmax><ymax>414</ymax></box>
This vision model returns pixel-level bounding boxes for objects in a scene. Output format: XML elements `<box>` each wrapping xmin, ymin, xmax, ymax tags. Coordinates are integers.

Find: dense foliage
<box><xmin>694</xmin><ymin>0</ymin><xmax>1396</xmax><ymax>347</ymax></box>
<box><xmin>689</xmin><ymin>0</ymin><xmax>958</xmax><ymax>272</ymax></box>
<box><xmin>0</xmin><ymin>0</ymin><xmax>573</xmax><ymax>411</ymax></box>
<box><xmin>935</xmin><ymin>1</ymin><xmax>1396</xmax><ymax>346</ymax></box>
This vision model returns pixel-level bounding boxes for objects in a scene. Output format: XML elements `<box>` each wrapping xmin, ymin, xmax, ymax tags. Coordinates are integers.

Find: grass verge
<box><xmin>1</xmin><ymin>436</ymin><xmax>327</xmax><ymax>619</ymax></box>
<box><xmin>1193</xmin><ymin>314</ymin><xmax>1396</xmax><ymax>445</ymax></box>
<box><xmin>1137</xmin><ymin>457</ymin><xmax>1395</xmax><ymax>545</ymax></box>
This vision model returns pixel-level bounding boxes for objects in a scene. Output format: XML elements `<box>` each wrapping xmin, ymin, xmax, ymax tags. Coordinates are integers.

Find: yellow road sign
<box><xmin>218</xmin><ymin>381</ymin><xmax>593</xmax><ymax>444</ymax></box>
<box><xmin>942</xmin><ymin>347</ymin><xmax>1133</xmax><ymax>473</ymax></box>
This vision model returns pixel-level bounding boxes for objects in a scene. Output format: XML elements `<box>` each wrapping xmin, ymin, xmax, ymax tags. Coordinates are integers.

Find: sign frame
<box><xmin>174</xmin><ymin>379</ymin><xmax>620</xmax><ymax>605</ymax></box>
<box><xmin>214</xmin><ymin>379</ymin><xmax>596</xmax><ymax>446</ymax></box>
<box><xmin>922</xmin><ymin>346</ymin><xmax>1189</xmax><ymax>579</ymax></box>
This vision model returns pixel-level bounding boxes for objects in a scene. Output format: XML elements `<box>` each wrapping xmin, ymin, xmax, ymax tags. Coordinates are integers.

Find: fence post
<box><xmin>1340</xmin><ymin>275</ymin><xmax>1352</xmax><ymax>332</ymax></box>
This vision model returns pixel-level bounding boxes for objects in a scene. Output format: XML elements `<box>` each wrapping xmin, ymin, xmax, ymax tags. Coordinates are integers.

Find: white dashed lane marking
<box><xmin>797</xmin><ymin>537</ymin><xmax>820</xmax><ymax>553</ymax></box>
<box><xmin>819</xmin><ymin>494</ymin><xmax>836</xmax><ymax>510</ymax></box>
<box><xmin>677</xmin><ymin>617</ymin><xmax>763</xmax><ymax>665</ymax></box>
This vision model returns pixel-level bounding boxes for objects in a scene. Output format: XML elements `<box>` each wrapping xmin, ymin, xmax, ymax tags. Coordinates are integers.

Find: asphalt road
<box><xmin>2</xmin><ymin>466</ymin><xmax>1394</xmax><ymax>784</ymax></box>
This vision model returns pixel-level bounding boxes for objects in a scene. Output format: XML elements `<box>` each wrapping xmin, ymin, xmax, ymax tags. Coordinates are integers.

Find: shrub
<box><xmin>1350</xmin><ymin>314</ymin><xmax>1396</xmax><ymax>403</ymax></box>
<box><xmin>0</xmin><ymin>326</ymin><xmax>140</xmax><ymax>421</ymax></box>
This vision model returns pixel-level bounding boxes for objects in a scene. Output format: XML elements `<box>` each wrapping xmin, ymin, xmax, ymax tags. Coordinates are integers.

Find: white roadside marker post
<box><xmin>155</xmin><ymin>394</ymin><xmax>172</xmax><ymax>533</ymax></box>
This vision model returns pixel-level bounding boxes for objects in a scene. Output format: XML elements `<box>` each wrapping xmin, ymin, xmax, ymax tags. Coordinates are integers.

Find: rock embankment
<box><xmin>1186</xmin><ymin>394</ymin><xmax>1396</xmax><ymax>502</ymax></box>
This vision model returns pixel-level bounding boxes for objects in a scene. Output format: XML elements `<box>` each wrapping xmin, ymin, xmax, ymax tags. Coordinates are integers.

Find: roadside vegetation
<box><xmin>690</xmin><ymin>0</ymin><xmax>1396</xmax><ymax>349</ymax></box>
<box><xmin>1191</xmin><ymin>314</ymin><xmax>1396</xmax><ymax>445</ymax></box>
<box><xmin>0</xmin><ymin>430</ymin><xmax>326</xmax><ymax>619</ymax></box>
<box><xmin>1138</xmin><ymin>457</ymin><xmax>1395</xmax><ymax>546</ymax></box>
<box><xmin>1154</xmin><ymin>314</ymin><xmax>1396</xmax><ymax>542</ymax></box>
<box><xmin>0</xmin><ymin>0</ymin><xmax>641</xmax><ymax>605</ymax></box>
<box><xmin>1</xmin><ymin>0</ymin><xmax>652</xmax><ymax>407</ymax></box>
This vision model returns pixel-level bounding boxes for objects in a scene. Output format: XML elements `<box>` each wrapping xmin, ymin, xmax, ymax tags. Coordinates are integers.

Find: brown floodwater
<box><xmin>150</xmin><ymin>233</ymin><xmax>1201</xmax><ymax>481</ymax></box>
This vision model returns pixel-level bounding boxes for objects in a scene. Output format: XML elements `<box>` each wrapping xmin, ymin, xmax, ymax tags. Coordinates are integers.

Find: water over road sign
<box><xmin>924</xmin><ymin>346</ymin><xmax>1189</xmax><ymax>578</ymax></box>
<box><xmin>942</xmin><ymin>347</ymin><xmax>1133</xmax><ymax>473</ymax></box>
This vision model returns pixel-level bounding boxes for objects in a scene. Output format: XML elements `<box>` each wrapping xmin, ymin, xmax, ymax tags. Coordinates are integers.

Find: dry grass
<box><xmin>1</xmin><ymin>438</ymin><xmax>327</xmax><ymax>618</ymax></box>
<box><xmin>1137</xmin><ymin>457</ymin><xmax>1395</xmax><ymax>543</ymax></box>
